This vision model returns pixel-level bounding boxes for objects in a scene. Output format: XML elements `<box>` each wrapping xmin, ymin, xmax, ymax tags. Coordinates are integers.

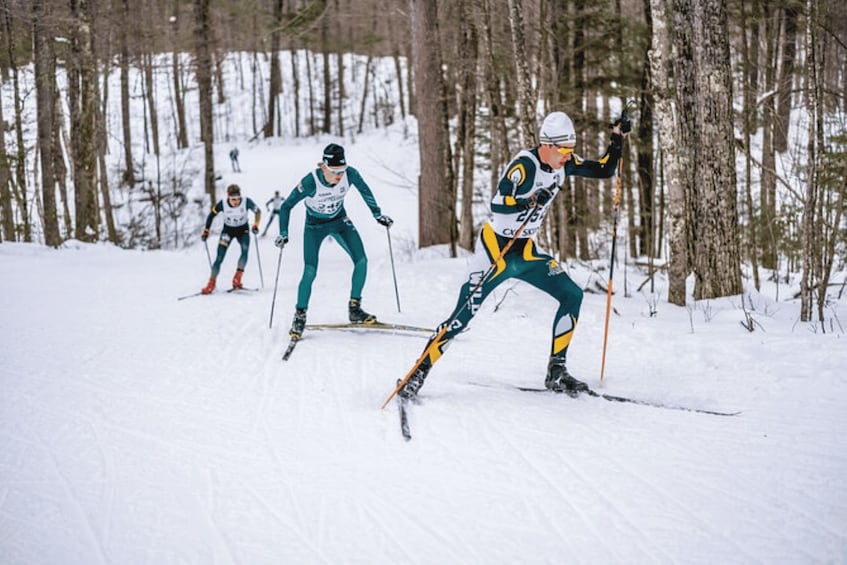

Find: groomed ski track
<box><xmin>3</xmin><ymin>122</ymin><xmax>846</xmax><ymax>565</ymax></box>
<box><xmin>2</xmin><ymin>237</ymin><xmax>845</xmax><ymax>564</ymax></box>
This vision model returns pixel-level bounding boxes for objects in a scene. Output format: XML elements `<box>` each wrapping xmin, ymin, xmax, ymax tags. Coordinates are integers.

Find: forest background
<box><xmin>0</xmin><ymin>0</ymin><xmax>845</xmax><ymax>324</ymax></box>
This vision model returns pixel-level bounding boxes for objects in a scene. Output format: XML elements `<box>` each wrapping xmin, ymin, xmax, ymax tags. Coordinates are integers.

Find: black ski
<box><xmin>584</xmin><ymin>390</ymin><xmax>740</xmax><ymax>416</ymax></box>
<box><xmin>305</xmin><ymin>322</ymin><xmax>433</xmax><ymax>334</ymax></box>
<box><xmin>397</xmin><ymin>381</ymin><xmax>412</xmax><ymax>441</ymax></box>
<box><xmin>282</xmin><ymin>337</ymin><xmax>300</xmax><ymax>361</ymax></box>
<box><xmin>178</xmin><ymin>288</ymin><xmax>257</xmax><ymax>300</ymax></box>
<box><xmin>471</xmin><ymin>382</ymin><xmax>740</xmax><ymax>417</ymax></box>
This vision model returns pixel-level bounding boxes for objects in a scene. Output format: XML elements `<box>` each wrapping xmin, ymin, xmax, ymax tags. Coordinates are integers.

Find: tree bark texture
<box><xmin>194</xmin><ymin>0</ymin><xmax>216</xmax><ymax>203</ymax></box>
<box><xmin>410</xmin><ymin>0</ymin><xmax>455</xmax><ymax>250</ymax></box>
<box><xmin>33</xmin><ymin>0</ymin><xmax>61</xmax><ymax>246</ymax></box>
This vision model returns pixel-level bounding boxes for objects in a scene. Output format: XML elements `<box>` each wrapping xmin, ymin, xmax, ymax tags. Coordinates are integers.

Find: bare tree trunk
<box><xmin>69</xmin><ymin>0</ymin><xmax>100</xmax><ymax>242</ymax></box>
<box><xmin>307</xmin><ymin>52</ymin><xmax>317</xmax><ymax>135</ymax></box>
<box><xmin>636</xmin><ymin>0</ymin><xmax>655</xmax><ymax>259</ymax></box>
<box><xmin>573</xmin><ymin>0</ymin><xmax>588</xmax><ymax>260</ymax></box>
<box><xmin>336</xmin><ymin>51</ymin><xmax>345</xmax><ymax>136</ymax></box>
<box><xmin>33</xmin><ymin>0</ymin><xmax>61</xmax><ymax>246</ymax></box>
<box><xmin>410</xmin><ymin>0</ymin><xmax>455</xmax><ymax>251</ymax></box>
<box><xmin>652</xmin><ymin>0</ymin><xmax>687</xmax><ymax>305</ymax></box>
<box><xmin>739</xmin><ymin>0</ymin><xmax>760</xmax><ymax>290</ymax></box>
<box><xmin>119</xmin><ymin>0</ymin><xmax>135</xmax><ymax>187</ymax></box>
<box><xmin>194</xmin><ymin>0</ymin><xmax>216</xmax><ymax>203</ymax></box>
<box><xmin>2</xmin><ymin>0</ymin><xmax>29</xmax><ymax>241</ymax></box>
<box><xmin>143</xmin><ymin>52</ymin><xmax>161</xmax><ymax>158</ymax></box>
<box><xmin>172</xmin><ymin>52</ymin><xmax>190</xmax><ymax>150</ymax></box>
<box><xmin>321</xmin><ymin>23</ymin><xmax>332</xmax><ymax>133</ymax></box>
<box><xmin>291</xmin><ymin>51</ymin><xmax>302</xmax><ymax>137</ymax></box>
<box><xmin>675</xmin><ymin>0</ymin><xmax>741</xmax><ymax>300</ymax></box>
<box><xmin>357</xmin><ymin>56</ymin><xmax>373</xmax><ymax>134</ymax></box>
<box><xmin>759</xmin><ymin>4</ymin><xmax>778</xmax><ymax>269</ymax></box>
<box><xmin>799</xmin><ymin>0</ymin><xmax>822</xmax><ymax>323</ymax></box>
<box><xmin>773</xmin><ymin>4</ymin><xmax>798</xmax><ymax>154</ymax></box>
<box><xmin>0</xmin><ymin>93</ymin><xmax>12</xmax><ymax>241</ymax></box>
<box><xmin>265</xmin><ymin>0</ymin><xmax>283</xmax><ymax>138</ymax></box>
<box><xmin>456</xmin><ymin>0</ymin><xmax>478</xmax><ymax>251</ymax></box>
<box><xmin>507</xmin><ymin>0</ymin><xmax>536</xmax><ymax>146</ymax></box>
<box><xmin>476</xmin><ymin>0</ymin><xmax>509</xmax><ymax>194</ymax></box>
<box><xmin>392</xmin><ymin>49</ymin><xmax>406</xmax><ymax>120</ymax></box>
<box><xmin>54</xmin><ymin>98</ymin><xmax>72</xmax><ymax>238</ymax></box>
<box><xmin>172</xmin><ymin>0</ymin><xmax>189</xmax><ymax>149</ymax></box>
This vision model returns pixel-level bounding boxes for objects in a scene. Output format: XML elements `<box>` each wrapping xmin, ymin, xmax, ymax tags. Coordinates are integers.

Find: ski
<box><xmin>178</xmin><ymin>288</ymin><xmax>257</xmax><ymax>300</ymax></box>
<box><xmin>305</xmin><ymin>322</ymin><xmax>434</xmax><ymax>334</ymax></box>
<box><xmin>282</xmin><ymin>337</ymin><xmax>300</xmax><ymax>361</ymax></box>
<box><xmin>471</xmin><ymin>382</ymin><xmax>740</xmax><ymax>417</ymax></box>
<box><xmin>585</xmin><ymin>390</ymin><xmax>740</xmax><ymax>416</ymax></box>
<box><xmin>397</xmin><ymin>381</ymin><xmax>412</xmax><ymax>441</ymax></box>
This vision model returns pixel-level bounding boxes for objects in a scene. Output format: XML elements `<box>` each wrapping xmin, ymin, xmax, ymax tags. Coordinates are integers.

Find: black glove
<box><xmin>201</xmin><ymin>229</ymin><xmax>210</xmax><ymax>242</ymax></box>
<box><xmin>274</xmin><ymin>234</ymin><xmax>288</xmax><ymax>249</ymax></box>
<box><xmin>529</xmin><ymin>186</ymin><xmax>554</xmax><ymax>208</ymax></box>
<box><xmin>251</xmin><ymin>224</ymin><xmax>259</xmax><ymax>235</ymax></box>
<box><xmin>376</xmin><ymin>214</ymin><xmax>394</xmax><ymax>228</ymax></box>
<box><xmin>612</xmin><ymin>109</ymin><xmax>632</xmax><ymax>134</ymax></box>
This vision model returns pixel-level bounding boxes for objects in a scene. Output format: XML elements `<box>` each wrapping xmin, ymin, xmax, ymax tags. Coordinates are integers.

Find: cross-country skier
<box><xmin>274</xmin><ymin>143</ymin><xmax>393</xmax><ymax>340</ymax></box>
<box><xmin>200</xmin><ymin>184</ymin><xmax>261</xmax><ymax>294</ymax></box>
<box><xmin>399</xmin><ymin>111</ymin><xmax>630</xmax><ymax>399</ymax></box>
<box><xmin>261</xmin><ymin>191</ymin><xmax>284</xmax><ymax>237</ymax></box>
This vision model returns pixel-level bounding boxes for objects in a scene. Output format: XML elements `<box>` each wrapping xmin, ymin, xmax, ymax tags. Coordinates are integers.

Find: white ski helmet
<box><xmin>538</xmin><ymin>112</ymin><xmax>576</xmax><ymax>145</ymax></box>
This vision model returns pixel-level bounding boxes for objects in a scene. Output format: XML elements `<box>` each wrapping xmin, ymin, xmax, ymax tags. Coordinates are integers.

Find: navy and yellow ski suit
<box><xmin>421</xmin><ymin>134</ymin><xmax>623</xmax><ymax>369</ymax></box>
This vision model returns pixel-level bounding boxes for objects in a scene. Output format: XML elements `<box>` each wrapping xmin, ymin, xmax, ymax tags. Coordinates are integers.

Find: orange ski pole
<box><xmin>600</xmin><ymin>117</ymin><xmax>626</xmax><ymax>384</ymax></box>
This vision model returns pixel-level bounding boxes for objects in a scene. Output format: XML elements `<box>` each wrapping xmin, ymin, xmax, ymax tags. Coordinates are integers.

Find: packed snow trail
<box><xmin>2</xmin><ymin>180</ymin><xmax>846</xmax><ymax>563</ymax></box>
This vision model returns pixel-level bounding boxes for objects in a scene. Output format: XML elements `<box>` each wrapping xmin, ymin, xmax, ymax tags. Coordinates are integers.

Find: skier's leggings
<box><xmin>422</xmin><ymin>223</ymin><xmax>583</xmax><ymax>366</ymax></box>
<box><xmin>296</xmin><ymin>215</ymin><xmax>367</xmax><ymax>310</ymax></box>
<box><xmin>211</xmin><ymin>227</ymin><xmax>250</xmax><ymax>278</ymax></box>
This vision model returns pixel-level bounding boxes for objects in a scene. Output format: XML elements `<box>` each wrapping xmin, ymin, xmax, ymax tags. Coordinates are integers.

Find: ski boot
<box><xmin>545</xmin><ymin>357</ymin><xmax>590</xmax><ymax>397</ymax></box>
<box><xmin>289</xmin><ymin>308</ymin><xmax>307</xmax><ymax>340</ymax></box>
<box><xmin>399</xmin><ymin>363</ymin><xmax>431</xmax><ymax>400</ymax></box>
<box><xmin>232</xmin><ymin>269</ymin><xmax>244</xmax><ymax>290</ymax></box>
<box><xmin>201</xmin><ymin>277</ymin><xmax>216</xmax><ymax>295</ymax></box>
<box><xmin>348</xmin><ymin>298</ymin><xmax>376</xmax><ymax>324</ymax></box>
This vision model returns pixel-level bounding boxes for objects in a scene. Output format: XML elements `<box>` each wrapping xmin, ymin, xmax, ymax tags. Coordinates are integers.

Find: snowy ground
<box><xmin>2</xmin><ymin>134</ymin><xmax>846</xmax><ymax>564</ymax></box>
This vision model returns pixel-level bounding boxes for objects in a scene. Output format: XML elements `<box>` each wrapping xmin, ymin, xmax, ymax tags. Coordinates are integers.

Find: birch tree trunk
<box><xmin>651</xmin><ymin>0</ymin><xmax>687</xmax><ymax>305</ymax></box>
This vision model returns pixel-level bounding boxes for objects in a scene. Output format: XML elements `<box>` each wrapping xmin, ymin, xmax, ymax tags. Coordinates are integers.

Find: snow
<box><xmin>2</xmin><ymin>129</ymin><xmax>846</xmax><ymax>564</ymax></box>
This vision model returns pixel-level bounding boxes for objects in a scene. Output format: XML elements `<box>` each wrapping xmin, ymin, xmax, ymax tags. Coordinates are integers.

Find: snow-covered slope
<box><xmin>2</xmin><ymin>134</ymin><xmax>846</xmax><ymax>564</ymax></box>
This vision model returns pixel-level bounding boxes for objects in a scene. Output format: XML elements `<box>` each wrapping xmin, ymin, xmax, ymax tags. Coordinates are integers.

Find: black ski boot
<box><xmin>545</xmin><ymin>357</ymin><xmax>589</xmax><ymax>397</ymax></box>
<box><xmin>289</xmin><ymin>308</ymin><xmax>307</xmax><ymax>339</ymax></box>
<box><xmin>399</xmin><ymin>363</ymin><xmax>431</xmax><ymax>400</ymax></box>
<box><xmin>348</xmin><ymin>298</ymin><xmax>376</xmax><ymax>324</ymax></box>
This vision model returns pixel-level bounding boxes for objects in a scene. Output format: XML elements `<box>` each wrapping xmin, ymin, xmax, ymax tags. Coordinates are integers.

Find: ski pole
<box><xmin>385</xmin><ymin>226</ymin><xmax>401</xmax><ymax>313</ymax></box>
<box><xmin>268</xmin><ymin>244</ymin><xmax>285</xmax><ymax>329</ymax></box>
<box><xmin>203</xmin><ymin>239</ymin><xmax>212</xmax><ymax>268</ymax></box>
<box><xmin>599</xmin><ymin>111</ymin><xmax>628</xmax><ymax>384</ymax></box>
<box><xmin>254</xmin><ymin>232</ymin><xmax>265</xmax><ymax>288</ymax></box>
<box><xmin>381</xmin><ymin>216</ymin><xmax>533</xmax><ymax>409</ymax></box>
